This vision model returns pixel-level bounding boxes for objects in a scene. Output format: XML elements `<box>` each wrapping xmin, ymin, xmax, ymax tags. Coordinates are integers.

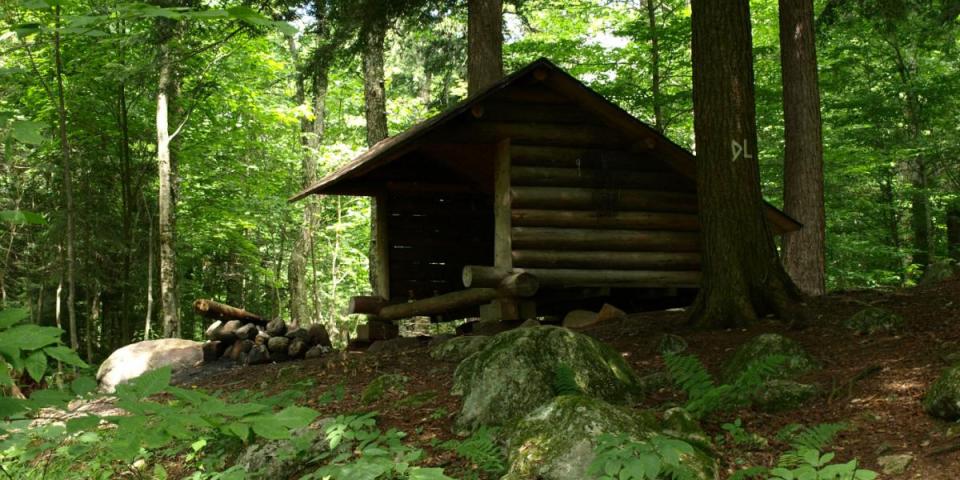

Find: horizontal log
<box><xmin>511</xmin><ymin>227</ymin><xmax>700</xmax><ymax>251</ymax></box>
<box><xmin>512</xmin><ymin>250</ymin><xmax>701</xmax><ymax>270</ymax></box>
<box><xmin>511</xmin><ymin>186</ymin><xmax>698</xmax><ymax>213</ymax></box>
<box><xmin>516</xmin><ymin>268</ymin><xmax>701</xmax><ymax>288</ymax></box>
<box><xmin>510</xmin><ymin>145</ymin><xmax>668</xmax><ymax>171</ymax></box>
<box><xmin>461</xmin><ymin>267</ymin><xmax>539</xmax><ymax>297</ymax></box>
<box><xmin>511</xmin><ymin>166</ymin><xmax>693</xmax><ymax>191</ymax></box>
<box><xmin>511</xmin><ymin>209</ymin><xmax>698</xmax><ymax>231</ymax></box>
<box><xmin>493</xmin><ymin>86</ymin><xmax>571</xmax><ymax>104</ymax></box>
<box><xmin>193</xmin><ymin>299</ymin><xmax>265</xmax><ymax>325</ymax></box>
<box><xmin>475</xmin><ymin>101</ymin><xmax>594</xmax><ymax>124</ymax></box>
<box><xmin>442</xmin><ymin>122</ymin><xmax>626</xmax><ymax>148</ymax></box>
<box><xmin>377</xmin><ymin>288</ymin><xmax>501</xmax><ymax>321</ymax></box>
<box><xmin>349</xmin><ymin>296</ymin><xmax>389</xmax><ymax>315</ymax></box>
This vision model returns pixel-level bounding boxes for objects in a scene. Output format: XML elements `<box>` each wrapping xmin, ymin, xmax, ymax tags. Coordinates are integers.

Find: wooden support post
<box><xmin>485</xmin><ymin>138</ymin><xmax>521</xmax><ymax>322</ymax></box>
<box><xmin>373</xmin><ymin>193</ymin><xmax>391</xmax><ymax>299</ymax></box>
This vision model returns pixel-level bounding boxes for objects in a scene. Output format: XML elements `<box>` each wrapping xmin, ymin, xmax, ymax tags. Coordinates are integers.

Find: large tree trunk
<box><xmin>53</xmin><ymin>6</ymin><xmax>78</xmax><ymax>350</ymax></box>
<box><xmin>779</xmin><ymin>0</ymin><xmax>826</xmax><ymax>296</ymax></box>
<box><xmin>363</xmin><ymin>17</ymin><xmax>389</xmax><ymax>298</ymax></box>
<box><xmin>645</xmin><ymin>0</ymin><xmax>664</xmax><ymax>132</ymax></box>
<box><xmin>467</xmin><ymin>0</ymin><xmax>503</xmax><ymax>95</ymax></box>
<box><xmin>157</xmin><ymin>37</ymin><xmax>179</xmax><ymax>338</ymax></box>
<box><xmin>948</xmin><ymin>202</ymin><xmax>960</xmax><ymax>264</ymax></box>
<box><xmin>688</xmin><ymin>0</ymin><xmax>801</xmax><ymax>329</ymax></box>
<box><xmin>910</xmin><ymin>164</ymin><xmax>932</xmax><ymax>273</ymax></box>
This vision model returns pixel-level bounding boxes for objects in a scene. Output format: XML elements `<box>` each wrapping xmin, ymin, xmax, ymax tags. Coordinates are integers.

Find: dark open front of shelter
<box><xmin>290</xmin><ymin>58</ymin><xmax>801</xmax><ymax>323</ymax></box>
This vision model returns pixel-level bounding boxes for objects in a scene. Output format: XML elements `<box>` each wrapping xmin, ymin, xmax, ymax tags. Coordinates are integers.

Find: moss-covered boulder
<box><xmin>844</xmin><ymin>307</ymin><xmax>904</xmax><ymax>335</ymax></box>
<box><xmin>923</xmin><ymin>363</ymin><xmax>960</xmax><ymax>420</ymax></box>
<box><xmin>658</xmin><ymin>333</ymin><xmax>688</xmax><ymax>355</ymax></box>
<box><xmin>750</xmin><ymin>380</ymin><xmax>818</xmax><ymax>412</ymax></box>
<box><xmin>429</xmin><ymin>335</ymin><xmax>491</xmax><ymax>363</ymax></box>
<box><xmin>721</xmin><ymin>334</ymin><xmax>818</xmax><ymax>382</ymax></box>
<box><xmin>502</xmin><ymin>396</ymin><xmax>717</xmax><ymax>480</ymax></box>
<box><xmin>452</xmin><ymin>326</ymin><xmax>640</xmax><ymax>430</ymax></box>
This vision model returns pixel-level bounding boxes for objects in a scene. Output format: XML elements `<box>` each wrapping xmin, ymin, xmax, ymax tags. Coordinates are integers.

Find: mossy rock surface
<box><xmin>751</xmin><ymin>380</ymin><xmax>818</xmax><ymax>412</ymax></box>
<box><xmin>502</xmin><ymin>396</ymin><xmax>717</xmax><ymax>480</ymax></box>
<box><xmin>844</xmin><ymin>307</ymin><xmax>904</xmax><ymax>335</ymax></box>
<box><xmin>429</xmin><ymin>335</ymin><xmax>491</xmax><ymax>363</ymax></box>
<box><xmin>721</xmin><ymin>333</ymin><xmax>818</xmax><ymax>382</ymax></box>
<box><xmin>237</xmin><ymin>419</ymin><xmax>335</xmax><ymax>479</ymax></box>
<box><xmin>360</xmin><ymin>373</ymin><xmax>408</xmax><ymax>404</ymax></box>
<box><xmin>923</xmin><ymin>363</ymin><xmax>960</xmax><ymax>420</ymax></box>
<box><xmin>658</xmin><ymin>333</ymin><xmax>688</xmax><ymax>355</ymax></box>
<box><xmin>452</xmin><ymin>326</ymin><xmax>640</xmax><ymax>430</ymax></box>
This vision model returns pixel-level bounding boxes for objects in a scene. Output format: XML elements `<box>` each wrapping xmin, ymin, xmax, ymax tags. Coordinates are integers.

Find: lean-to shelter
<box><xmin>290</xmin><ymin>58</ymin><xmax>801</xmax><ymax>323</ymax></box>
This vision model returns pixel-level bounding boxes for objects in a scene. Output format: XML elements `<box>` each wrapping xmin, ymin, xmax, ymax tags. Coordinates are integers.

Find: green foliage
<box><xmin>552</xmin><ymin>363</ymin><xmax>583</xmax><ymax>396</ymax></box>
<box><xmin>776</xmin><ymin>423</ymin><xmax>848</xmax><ymax>452</ymax></box>
<box><xmin>588</xmin><ymin>432</ymin><xmax>700</xmax><ymax>480</ymax></box>
<box><xmin>730</xmin><ymin>423</ymin><xmax>877</xmax><ymax>480</ymax></box>
<box><xmin>664</xmin><ymin>352</ymin><xmax>787</xmax><ymax>419</ymax></box>
<box><xmin>0</xmin><ymin>307</ymin><xmax>87</xmax><ymax>397</ymax></box>
<box><xmin>304</xmin><ymin>412</ymin><xmax>455</xmax><ymax>480</ymax></box>
<box><xmin>441</xmin><ymin>427</ymin><xmax>506</xmax><ymax>476</ymax></box>
<box><xmin>718</xmin><ymin>418</ymin><xmax>768</xmax><ymax>449</ymax></box>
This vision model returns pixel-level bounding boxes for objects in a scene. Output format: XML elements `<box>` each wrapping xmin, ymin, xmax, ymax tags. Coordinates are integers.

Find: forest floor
<box><xmin>178</xmin><ymin>276</ymin><xmax>960</xmax><ymax>479</ymax></box>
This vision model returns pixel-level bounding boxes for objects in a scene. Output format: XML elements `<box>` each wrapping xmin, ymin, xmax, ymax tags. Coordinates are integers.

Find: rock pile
<box><xmin>202</xmin><ymin>318</ymin><xmax>332</xmax><ymax>366</ymax></box>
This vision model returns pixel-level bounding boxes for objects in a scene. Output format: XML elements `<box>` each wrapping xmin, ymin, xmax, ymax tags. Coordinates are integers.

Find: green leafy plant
<box><xmin>0</xmin><ymin>307</ymin><xmax>88</xmax><ymax>395</ymax></box>
<box><xmin>730</xmin><ymin>423</ymin><xmax>876</xmax><ymax>480</ymax></box>
<box><xmin>441</xmin><ymin>426</ymin><xmax>506</xmax><ymax>476</ymax></box>
<box><xmin>663</xmin><ymin>352</ymin><xmax>787</xmax><ymax>419</ymax></box>
<box><xmin>588</xmin><ymin>432</ymin><xmax>701</xmax><ymax>480</ymax></box>
<box><xmin>719</xmin><ymin>418</ymin><xmax>768</xmax><ymax>449</ymax></box>
<box><xmin>776</xmin><ymin>423</ymin><xmax>847</xmax><ymax>451</ymax></box>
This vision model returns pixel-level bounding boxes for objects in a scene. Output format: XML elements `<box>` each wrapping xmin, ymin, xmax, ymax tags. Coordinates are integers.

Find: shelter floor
<box><xmin>175</xmin><ymin>277</ymin><xmax>960</xmax><ymax>479</ymax></box>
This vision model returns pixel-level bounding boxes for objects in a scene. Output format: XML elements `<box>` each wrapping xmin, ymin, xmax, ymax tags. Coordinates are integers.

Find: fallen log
<box><xmin>461</xmin><ymin>267</ymin><xmax>540</xmax><ymax>296</ymax></box>
<box><xmin>193</xmin><ymin>299</ymin><xmax>265</xmax><ymax>325</ymax></box>
<box><xmin>377</xmin><ymin>288</ymin><xmax>501</xmax><ymax>321</ymax></box>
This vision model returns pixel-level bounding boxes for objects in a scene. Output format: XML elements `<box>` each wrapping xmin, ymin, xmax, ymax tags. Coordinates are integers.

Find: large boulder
<box><xmin>721</xmin><ymin>333</ymin><xmax>818</xmax><ymax>382</ymax></box>
<box><xmin>503</xmin><ymin>395</ymin><xmax>717</xmax><ymax>480</ymax></box>
<box><xmin>844</xmin><ymin>307</ymin><xmax>904</xmax><ymax>335</ymax></box>
<box><xmin>452</xmin><ymin>326</ymin><xmax>641</xmax><ymax>430</ymax></box>
<box><xmin>429</xmin><ymin>335</ymin><xmax>491</xmax><ymax>363</ymax></box>
<box><xmin>96</xmin><ymin>339</ymin><xmax>202</xmax><ymax>393</ymax></box>
<box><xmin>236</xmin><ymin>419</ymin><xmax>334</xmax><ymax>479</ymax></box>
<box><xmin>923</xmin><ymin>363</ymin><xmax>960</xmax><ymax>420</ymax></box>
<box><xmin>750</xmin><ymin>380</ymin><xmax>818</xmax><ymax>412</ymax></box>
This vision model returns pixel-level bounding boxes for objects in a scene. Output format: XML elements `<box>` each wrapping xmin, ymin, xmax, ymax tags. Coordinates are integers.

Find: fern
<box><xmin>551</xmin><ymin>364</ymin><xmax>583</xmax><ymax>396</ymax></box>
<box><xmin>664</xmin><ymin>352</ymin><xmax>788</xmax><ymax>419</ymax></box>
<box><xmin>731</xmin><ymin>354</ymin><xmax>788</xmax><ymax>397</ymax></box>
<box><xmin>663</xmin><ymin>353</ymin><xmax>715</xmax><ymax>401</ymax></box>
<box><xmin>442</xmin><ymin>427</ymin><xmax>506</xmax><ymax>475</ymax></box>
<box><xmin>777</xmin><ymin>423</ymin><xmax>847</xmax><ymax>451</ymax></box>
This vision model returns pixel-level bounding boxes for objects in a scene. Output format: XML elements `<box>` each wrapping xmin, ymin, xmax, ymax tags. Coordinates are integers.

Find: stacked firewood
<box><xmin>194</xmin><ymin>299</ymin><xmax>332</xmax><ymax>365</ymax></box>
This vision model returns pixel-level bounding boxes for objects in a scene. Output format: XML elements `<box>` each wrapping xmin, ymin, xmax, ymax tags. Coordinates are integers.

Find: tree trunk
<box><xmin>87</xmin><ymin>287</ymin><xmax>99</xmax><ymax>362</ymax></box>
<box><xmin>157</xmin><ymin>38</ymin><xmax>179</xmax><ymax>338</ymax></box>
<box><xmin>779</xmin><ymin>0</ymin><xmax>826</xmax><ymax>296</ymax></box>
<box><xmin>53</xmin><ymin>6</ymin><xmax>78</xmax><ymax>350</ymax></box>
<box><xmin>288</xmin><ymin>30</ymin><xmax>330</xmax><ymax>326</ymax></box>
<box><xmin>144</xmin><ymin>202</ymin><xmax>155</xmax><ymax>339</ymax></box>
<box><xmin>688</xmin><ymin>0</ymin><xmax>801</xmax><ymax>328</ymax></box>
<box><xmin>363</xmin><ymin>16</ymin><xmax>389</xmax><ymax>298</ymax></box>
<box><xmin>948</xmin><ymin>202</ymin><xmax>960</xmax><ymax>263</ymax></box>
<box><xmin>645</xmin><ymin>0</ymin><xmax>664</xmax><ymax>132</ymax></box>
<box><xmin>467</xmin><ymin>0</ymin><xmax>503</xmax><ymax>95</ymax></box>
<box><xmin>910</xmin><ymin>164</ymin><xmax>932</xmax><ymax>273</ymax></box>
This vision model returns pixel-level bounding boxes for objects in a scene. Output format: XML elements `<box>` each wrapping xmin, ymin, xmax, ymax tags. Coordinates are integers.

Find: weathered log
<box><xmin>376</xmin><ymin>288</ymin><xmax>501</xmax><ymax>321</ymax></box>
<box><xmin>254</xmin><ymin>331</ymin><xmax>270</xmax><ymax>346</ymax></box>
<box><xmin>203</xmin><ymin>320</ymin><xmax>223</xmax><ymax>341</ymax></box>
<box><xmin>349</xmin><ymin>296</ymin><xmax>389</xmax><ymax>315</ymax></box>
<box><xmin>265</xmin><ymin>318</ymin><xmax>287</xmax><ymax>337</ymax></box>
<box><xmin>193</xmin><ymin>299</ymin><xmax>264</xmax><ymax>325</ymax></box>
<box><xmin>235</xmin><ymin>323</ymin><xmax>259</xmax><ymax>341</ymax></box>
<box><xmin>477</xmin><ymin>101</ymin><xmax>590</xmax><ymax>124</ymax></box>
<box><xmin>509</xmin><ymin>145</ymin><xmax>667</xmax><ymax>171</ymax></box>
<box><xmin>511</xmin><ymin>186</ymin><xmax>698</xmax><ymax>212</ymax></box>
<box><xmin>441</xmin><ymin>122</ymin><xmax>625</xmax><ymax>148</ymax></box>
<box><xmin>511</xmin><ymin>166</ymin><xmax>692</xmax><ymax>190</ymax></box>
<box><xmin>512</xmin><ymin>227</ymin><xmax>700</xmax><ymax>252</ymax></box>
<box><xmin>202</xmin><ymin>340</ymin><xmax>226</xmax><ymax>362</ymax></box>
<box><xmin>512</xmin><ymin>250</ymin><xmax>702</xmax><ymax>270</ymax></box>
<box><xmin>461</xmin><ymin>268</ymin><xmax>539</xmax><ymax>297</ymax></box>
<box><xmin>267</xmin><ymin>336</ymin><xmax>290</xmax><ymax>354</ymax></box>
<box><xmin>494</xmin><ymin>86</ymin><xmax>571</xmax><ymax>104</ymax></box>
<box><xmin>516</xmin><ymin>268</ymin><xmax>701</xmax><ymax>288</ymax></box>
<box><xmin>511</xmin><ymin>209</ymin><xmax>699</xmax><ymax>231</ymax></box>
<box><xmin>307</xmin><ymin>324</ymin><xmax>332</xmax><ymax>348</ymax></box>
<box><xmin>206</xmin><ymin>319</ymin><xmax>242</xmax><ymax>343</ymax></box>
<box><xmin>226</xmin><ymin>339</ymin><xmax>253</xmax><ymax>361</ymax></box>
<box><xmin>246</xmin><ymin>344</ymin><xmax>270</xmax><ymax>365</ymax></box>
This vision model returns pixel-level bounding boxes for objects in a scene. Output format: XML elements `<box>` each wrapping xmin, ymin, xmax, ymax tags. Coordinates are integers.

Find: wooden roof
<box><xmin>289</xmin><ymin>58</ymin><xmax>801</xmax><ymax>234</ymax></box>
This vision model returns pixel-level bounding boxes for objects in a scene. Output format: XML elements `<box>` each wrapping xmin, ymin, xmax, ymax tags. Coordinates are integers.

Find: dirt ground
<box><xmin>178</xmin><ymin>276</ymin><xmax>960</xmax><ymax>479</ymax></box>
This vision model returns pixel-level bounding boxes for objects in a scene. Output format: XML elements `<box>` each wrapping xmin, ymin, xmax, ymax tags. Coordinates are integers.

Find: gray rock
<box><xmin>227</xmin><ymin>339</ymin><xmax>254</xmax><ymax>361</ymax></box>
<box><xmin>367</xmin><ymin>336</ymin><xmax>423</xmax><ymax>354</ymax></box>
<box><xmin>307</xmin><ymin>323</ymin><xmax>332</xmax><ymax>348</ymax></box>
<box><xmin>452</xmin><ymin>326</ymin><xmax>641</xmax><ymax>430</ymax></box>
<box><xmin>658</xmin><ymin>333</ymin><xmax>689</xmax><ymax>355</ymax></box>
<box><xmin>236</xmin><ymin>418</ymin><xmax>335</xmax><ymax>479</ymax></box>
<box><xmin>503</xmin><ymin>396</ymin><xmax>716</xmax><ymax>480</ymax></box>
<box><xmin>429</xmin><ymin>335</ymin><xmax>492</xmax><ymax>363</ymax></box>
<box><xmin>721</xmin><ymin>333</ymin><xmax>819</xmax><ymax>382</ymax></box>
<box><xmin>235</xmin><ymin>323</ymin><xmax>259</xmax><ymax>341</ymax></box>
<box><xmin>877</xmin><ymin>453</ymin><xmax>913</xmax><ymax>475</ymax></box>
<box><xmin>518</xmin><ymin>318</ymin><xmax>541</xmax><ymax>328</ymax></box>
<box><xmin>246</xmin><ymin>344</ymin><xmax>270</xmax><ymax>365</ymax></box>
<box><xmin>304</xmin><ymin>345</ymin><xmax>329</xmax><ymax>359</ymax></box>
<box><xmin>924</xmin><ymin>363</ymin><xmax>960</xmax><ymax>420</ymax></box>
<box><xmin>751</xmin><ymin>380</ymin><xmax>818</xmax><ymax>412</ymax></box>
<box><xmin>96</xmin><ymin>339</ymin><xmax>203</xmax><ymax>393</ymax></box>
<box><xmin>267</xmin><ymin>336</ymin><xmax>290</xmax><ymax>354</ymax></box>
<box><xmin>287</xmin><ymin>338</ymin><xmax>307</xmax><ymax>358</ymax></box>
<box><xmin>844</xmin><ymin>307</ymin><xmax>904</xmax><ymax>335</ymax></box>
<box><xmin>265</xmin><ymin>318</ymin><xmax>287</xmax><ymax>337</ymax></box>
